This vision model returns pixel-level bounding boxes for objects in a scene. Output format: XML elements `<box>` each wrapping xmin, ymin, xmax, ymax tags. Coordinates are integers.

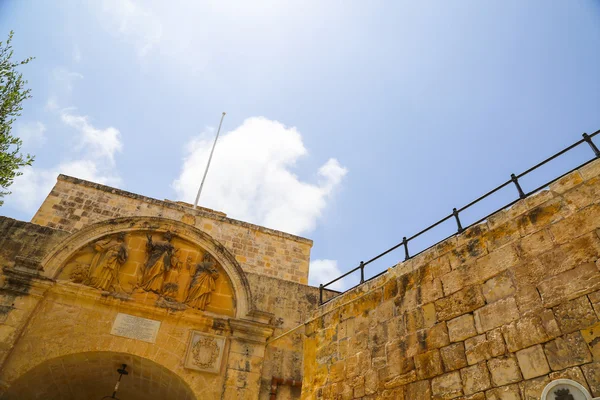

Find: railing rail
<box><xmin>319</xmin><ymin>130</ymin><xmax>600</xmax><ymax>305</ymax></box>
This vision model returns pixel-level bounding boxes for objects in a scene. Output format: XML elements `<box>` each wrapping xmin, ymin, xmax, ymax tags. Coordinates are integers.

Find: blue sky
<box><xmin>1</xmin><ymin>1</ymin><xmax>599</xmax><ymax>290</ymax></box>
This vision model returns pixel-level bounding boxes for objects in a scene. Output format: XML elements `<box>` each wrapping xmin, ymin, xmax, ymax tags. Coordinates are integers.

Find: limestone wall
<box><xmin>302</xmin><ymin>159</ymin><xmax>600</xmax><ymax>399</ymax></box>
<box><xmin>248</xmin><ymin>273</ymin><xmax>324</xmax><ymax>399</ymax></box>
<box><xmin>31</xmin><ymin>175</ymin><xmax>312</xmax><ymax>284</ymax></box>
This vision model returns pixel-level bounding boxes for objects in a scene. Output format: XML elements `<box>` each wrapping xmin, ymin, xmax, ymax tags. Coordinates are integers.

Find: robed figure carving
<box><xmin>141</xmin><ymin>232</ymin><xmax>175</xmax><ymax>293</ymax></box>
<box><xmin>186</xmin><ymin>253</ymin><xmax>220</xmax><ymax>310</ymax></box>
<box><xmin>161</xmin><ymin>251</ymin><xmax>183</xmax><ymax>299</ymax></box>
<box><xmin>86</xmin><ymin>232</ymin><xmax>128</xmax><ymax>291</ymax></box>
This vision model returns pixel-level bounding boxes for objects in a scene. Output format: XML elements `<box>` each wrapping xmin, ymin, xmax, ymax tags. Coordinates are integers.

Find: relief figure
<box><xmin>186</xmin><ymin>253</ymin><xmax>220</xmax><ymax>310</ymax></box>
<box><xmin>161</xmin><ymin>250</ymin><xmax>184</xmax><ymax>300</ymax></box>
<box><xmin>86</xmin><ymin>232</ymin><xmax>128</xmax><ymax>291</ymax></box>
<box><xmin>141</xmin><ymin>232</ymin><xmax>175</xmax><ymax>293</ymax></box>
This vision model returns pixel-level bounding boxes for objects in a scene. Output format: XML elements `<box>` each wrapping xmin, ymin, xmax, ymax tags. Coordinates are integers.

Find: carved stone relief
<box><xmin>58</xmin><ymin>230</ymin><xmax>233</xmax><ymax>314</ymax></box>
<box><xmin>184</xmin><ymin>331</ymin><xmax>226</xmax><ymax>373</ymax></box>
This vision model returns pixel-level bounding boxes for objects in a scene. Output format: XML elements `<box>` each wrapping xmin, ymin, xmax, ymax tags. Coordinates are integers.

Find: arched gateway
<box><xmin>4</xmin><ymin>352</ymin><xmax>196</xmax><ymax>400</ymax></box>
<box><xmin>0</xmin><ymin>175</ymin><xmax>323</xmax><ymax>399</ymax></box>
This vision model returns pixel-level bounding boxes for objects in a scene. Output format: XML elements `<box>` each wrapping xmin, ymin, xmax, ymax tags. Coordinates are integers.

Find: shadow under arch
<box><xmin>2</xmin><ymin>351</ymin><xmax>197</xmax><ymax>400</ymax></box>
<box><xmin>40</xmin><ymin>216</ymin><xmax>254</xmax><ymax>319</ymax></box>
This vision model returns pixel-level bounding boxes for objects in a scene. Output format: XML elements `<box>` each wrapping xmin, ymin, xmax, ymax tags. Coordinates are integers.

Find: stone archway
<box><xmin>2</xmin><ymin>351</ymin><xmax>196</xmax><ymax>400</ymax></box>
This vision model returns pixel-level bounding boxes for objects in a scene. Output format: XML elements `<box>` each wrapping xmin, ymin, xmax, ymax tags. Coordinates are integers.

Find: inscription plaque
<box><xmin>110</xmin><ymin>313</ymin><xmax>161</xmax><ymax>343</ymax></box>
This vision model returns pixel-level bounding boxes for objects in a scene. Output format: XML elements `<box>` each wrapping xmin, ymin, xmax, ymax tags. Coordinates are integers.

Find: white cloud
<box><xmin>309</xmin><ymin>259</ymin><xmax>344</xmax><ymax>291</ymax></box>
<box><xmin>45</xmin><ymin>96</ymin><xmax>59</xmax><ymax>112</ymax></box>
<box><xmin>15</xmin><ymin>122</ymin><xmax>47</xmax><ymax>147</ymax></box>
<box><xmin>7</xmin><ymin>161</ymin><xmax>121</xmax><ymax>213</ymax></box>
<box><xmin>100</xmin><ymin>0</ymin><xmax>163</xmax><ymax>56</ymax></box>
<box><xmin>73</xmin><ymin>45</ymin><xmax>82</xmax><ymax>63</ymax></box>
<box><xmin>52</xmin><ymin>67</ymin><xmax>83</xmax><ymax>92</ymax></box>
<box><xmin>60</xmin><ymin>110</ymin><xmax>123</xmax><ymax>164</ymax></box>
<box><xmin>172</xmin><ymin>117</ymin><xmax>347</xmax><ymax>236</ymax></box>
<box><xmin>4</xmin><ymin>111</ymin><xmax>123</xmax><ymax>214</ymax></box>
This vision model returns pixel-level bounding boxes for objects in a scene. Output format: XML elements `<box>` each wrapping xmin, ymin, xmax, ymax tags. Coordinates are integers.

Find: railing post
<box><xmin>583</xmin><ymin>133</ymin><xmax>600</xmax><ymax>158</ymax></box>
<box><xmin>319</xmin><ymin>284</ymin><xmax>323</xmax><ymax>305</ymax></box>
<box><xmin>510</xmin><ymin>174</ymin><xmax>526</xmax><ymax>199</ymax></box>
<box><xmin>402</xmin><ymin>237</ymin><xmax>410</xmax><ymax>260</ymax></box>
<box><xmin>452</xmin><ymin>208</ymin><xmax>464</xmax><ymax>233</ymax></box>
<box><xmin>359</xmin><ymin>261</ymin><xmax>365</xmax><ymax>284</ymax></box>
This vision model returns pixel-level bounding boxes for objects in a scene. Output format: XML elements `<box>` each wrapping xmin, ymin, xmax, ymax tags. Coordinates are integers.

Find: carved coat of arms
<box><xmin>184</xmin><ymin>331</ymin><xmax>226</xmax><ymax>373</ymax></box>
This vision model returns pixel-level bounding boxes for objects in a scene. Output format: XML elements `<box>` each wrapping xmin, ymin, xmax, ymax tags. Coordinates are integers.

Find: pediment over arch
<box><xmin>42</xmin><ymin>217</ymin><xmax>254</xmax><ymax>318</ymax></box>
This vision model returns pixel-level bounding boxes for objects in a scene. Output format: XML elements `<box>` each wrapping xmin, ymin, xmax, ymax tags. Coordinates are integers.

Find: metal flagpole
<box><xmin>194</xmin><ymin>112</ymin><xmax>226</xmax><ymax>209</ymax></box>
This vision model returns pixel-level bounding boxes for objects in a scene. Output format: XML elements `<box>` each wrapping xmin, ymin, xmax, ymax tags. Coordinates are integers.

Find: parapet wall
<box><xmin>302</xmin><ymin>159</ymin><xmax>600</xmax><ymax>399</ymax></box>
<box><xmin>30</xmin><ymin>175</ymin><xmax>312</xmax><ymax>285</ymax></box>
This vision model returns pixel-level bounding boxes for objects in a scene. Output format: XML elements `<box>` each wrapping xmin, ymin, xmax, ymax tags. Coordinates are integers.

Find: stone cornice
<box><xmin>229</xmin><ymin>319</ymin><xmax>274</xmax><ymax>343</ymax></box>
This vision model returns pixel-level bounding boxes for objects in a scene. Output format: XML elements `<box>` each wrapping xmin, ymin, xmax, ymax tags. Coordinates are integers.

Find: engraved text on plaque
<box><xmin>110</xmin><ymin>313</ymin><xmax>161</xmax><ymax>343</ymax></box>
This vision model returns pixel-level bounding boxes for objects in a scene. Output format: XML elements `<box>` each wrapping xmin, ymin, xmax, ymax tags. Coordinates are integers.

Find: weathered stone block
<box><xmin>460</xmin><ymin>362</ymin><xmax>491</xmax><ymax>395</ymax></box>
<box><xmin>580</xmin><ymin>322</ymin><xmax>600</xmax><ymax>360</ymax></box>
<box><xmin>517</xmin><ymin>197</ymin><xmax>571</xmax><ymax>237</ymax></box>
<box><xmin>553</xmin><ymin>295</ymin><xmax>597</xmax><ymax>334</ymax></box>
<box><xmin>579</xmin><ymin>160</ymin><xmax>600</xmax><ymax>181</ymax></box>
<box><xmin>549</xmin><ymin>203</ymin><xmax>600</xmax><ymax>244</ymax></box>
<box><xmin>538</xmin><ymin>262</ymin><xmax>600</xmax><ymax>307</ymax></box>
<box><xmin>447</xmin><ymin>314</ymin><xmax>477</xmax><ymax>343</ymax></box>
<box><xmin>519</xmin><ymin>375</ymin><xmax>551</xmax><ymax>400</ymax></box>
<box><xmin>515</xmin><ymin>345</ymin><xmax>550</xmax><ymax>379</ymax></box>
<box><xmin>564</xmin><ymin>176</ymin><xmax>600</xmax><ymax>210</ymax></box>
<box><xmin>484</xmin><ymin>384</ymin><xmax>520</xmax><ymax>400</ymax></box>
<box><xmin>435</xmin><ymin>286</ymin><xmax>486</xmax><ymax>322</ymax></box>
<box><xmin>487</xmin><ymin>355</ymin><xmax>521</xmax><ymax>387</ymax></box>
<box><xmin>405</xmin><ymin>308</ymin><xmax>425</xmax><ymax>333</ymax></box>
<box><xmin>484</xmin><ymin>218</ymin><xmax>521</xmax><ymax>252</ymax></box>
<box><xmin>473</xmin><ymin>297</ymin><xmax>519</xmax><ymax>334</ymax></box>
<box><xmin>415</xmin><ymin>349</ymin><xmax>444</xmax><ymax>380</ymax></box>
<box><xmin>427</xmin><ymin>255</ymin><xmax>452</xmax><ymax>279</ymax></box>
<box><xmin>431</xmin><ymin>371</ymin><xmax>462</xmax><ymax>400</ymax></box>
<box><xmin>455</xmin><ymin>393</ymin><xmax>485</xmax><ymax>400</ymax></box>
<box><xmin>518</xmin><ymin>229</ymin><xmax>554</xmax><ymax>257</ymax></box>
<box><xmin>364</xmin><ymin>368</ymin><xmax>378</xmax><ymax>395</ymax></box>
<box><xmin>589</xmin><ymin>290</ymin><xmax>600</xmax><ymax>319</ymax></box>
<box><xmin>581</xmin><ymin>362</ymin><xmax>600</xmax><ymax>397</ymax></box>
<box><xmin>329</xmin><ymin>361</ymin><xmax>346</xmax><ymax>383</ymax></box>
<box><xmin>549</xmin><ymin>170</ymin><xmax>584</xmax><ymax>194</ymax></box>
<box><xmin>464</xmin><ymin>330</ymin><xmax>505</xmax><ymax>365</ymax></box>
<box><xmin>385</xmin><ymin>347</ymin><xmax>415</xmax><ymax>377</ymax></box>
<box><xmin>544</xmin><ymin>332</ymin><xmax>592</xmax><ymax>371</ymax></box>
<box><xmin>423</xmin><ymin>302</ymin><xmax>437</xmax><ymax>328</ymax></box>
<box><xmin>513</xmin><ymin>283</ymin><xmax>544</xmax><ymax>314</ymax></box>
<box><xmin>405</xmin><ymin>379</ymin><xmax>432</xmax><ymax>400</ymax></box>
<box><xmin>539</xmin><ymin>309</ymin><xmax>562</xmax><ymax>339</ymax></box>
<box><xmin>481</xmin><ymin>272</ymin><xmax>515</xmax><ymax>304</ymax></box>
<box><xmin>426</xmin><ymin>323</ymin><xmax>450</xmax><ymax>350</ymax></box>
<box><xmin>442</xmin><ymin>246</ymin><xmax>519</xmax><ymax>295</ymax></box>
<box><xmin>383</xmin><ymin>370</ymin><xmax>417</xmax><ymax>389</ymax></box>
<box><xmin>501</xmin><ymin>315</ymin><xmax>551</xmax><ymax>352</ymax></box>
<box><xmin>441</xmin><ymin>343</ymin><xmax>467</xmax><ymax>372</ymax></box>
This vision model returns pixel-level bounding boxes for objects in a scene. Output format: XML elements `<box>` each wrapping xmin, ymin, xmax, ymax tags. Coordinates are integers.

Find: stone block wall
<box><xmin>247</xmin><ymin>273</ymin><xmax>323</xmax><ymax>399</ymax></box>
<box><xmin>30</xmin><ymin>175</ymin><xmax>312</xmax><ymax>284</ymax></box>
<box><xmin>302</xmin><ymin>159</ymin><xmax>600</xmax><ymax>399</ymax></box>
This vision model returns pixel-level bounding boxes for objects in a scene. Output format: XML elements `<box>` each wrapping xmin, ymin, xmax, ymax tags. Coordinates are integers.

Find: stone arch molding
<box><xmin>41</xmin><ymin>216</ymin><xmax>254</xmax><ymax>318</ymax></box>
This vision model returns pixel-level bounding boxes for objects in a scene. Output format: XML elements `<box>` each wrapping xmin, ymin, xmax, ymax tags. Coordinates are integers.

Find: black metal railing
<box><xmin>319</xmin><ymin>130</ymin><xmax>600</xmax><ymax>305</ymax></box>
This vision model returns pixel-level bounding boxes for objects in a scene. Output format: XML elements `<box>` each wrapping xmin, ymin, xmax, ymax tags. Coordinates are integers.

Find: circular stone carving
<box><xmin>191</xmin><ymin>336</ymin><xmax>220</xmax><ymax>369</ymax></box>
<box><xmin>541</xmin><ymin>379</ymin><xmax>592</xmax><ymax>400</ymax></box>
